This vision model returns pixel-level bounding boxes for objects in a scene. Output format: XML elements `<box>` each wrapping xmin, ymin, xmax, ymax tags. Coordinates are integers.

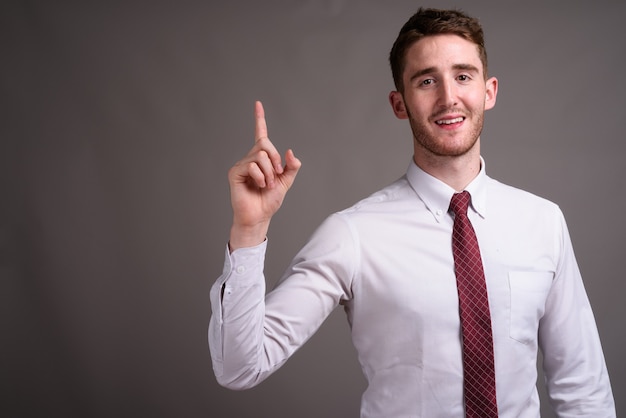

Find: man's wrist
<box><xmin>229</xmin><ymin>223</ymin><xmax>269</xmax><ymax>252</ymax></box>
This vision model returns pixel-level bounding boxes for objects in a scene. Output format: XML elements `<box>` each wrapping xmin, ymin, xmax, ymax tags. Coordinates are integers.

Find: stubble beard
<box><xmin>409</xmin><ymin>109</ymin><xmax>484</xmax><ymax>158</ymax></box>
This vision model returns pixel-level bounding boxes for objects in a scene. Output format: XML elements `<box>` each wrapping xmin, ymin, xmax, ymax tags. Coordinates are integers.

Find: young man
<box><xmin>209</xmin><ymin>8</ymin><xmax>615</xmax><ymax>417</ymax></box>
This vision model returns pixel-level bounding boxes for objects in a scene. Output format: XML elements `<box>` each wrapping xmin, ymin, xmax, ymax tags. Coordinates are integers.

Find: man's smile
<box><xmin>435</xmin><ymin>116</ymin><xmax>465</xmax><ymax>125</ymax></box>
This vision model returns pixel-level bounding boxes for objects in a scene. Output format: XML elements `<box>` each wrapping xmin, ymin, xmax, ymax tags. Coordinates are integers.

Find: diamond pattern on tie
<box><xmin>450</xmin><ymin>191</ymin><xmax>498</xmax><ymax>418</ymax></box>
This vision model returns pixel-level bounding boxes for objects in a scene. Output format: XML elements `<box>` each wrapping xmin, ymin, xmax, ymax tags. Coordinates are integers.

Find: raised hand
<box><xmin>227</xmin><ymin>101</ymin><xmax>301</xmax><ymax>251</ymax></box>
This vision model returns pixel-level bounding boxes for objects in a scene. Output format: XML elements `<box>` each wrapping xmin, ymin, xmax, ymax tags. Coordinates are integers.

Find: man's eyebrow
<box><xmin>409</xmin><ymin>66</ymin><xmax>437</xmax><ymax>83</ymax></box>
<box><xmin>408</xmin><ymin>63</ymin><xmax>481</xmax><ymax>83</ymax></box>
<box><xmin>452</xmin><ymin>63</ymin><xmax>480</xmax><ymax>73</ymax></box>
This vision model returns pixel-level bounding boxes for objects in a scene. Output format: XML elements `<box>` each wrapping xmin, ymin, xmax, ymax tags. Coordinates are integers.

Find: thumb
<box><xmin>280</xmin><ymin>149</ymin><xmax>302</xmax><ymax>188</ymax></box>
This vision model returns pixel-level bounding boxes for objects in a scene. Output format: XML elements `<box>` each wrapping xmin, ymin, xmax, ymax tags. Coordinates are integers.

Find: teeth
<box><xmin>436</xmin><ymin>117</ymin><xmax>464</xmax><ymax>125</ymax></box>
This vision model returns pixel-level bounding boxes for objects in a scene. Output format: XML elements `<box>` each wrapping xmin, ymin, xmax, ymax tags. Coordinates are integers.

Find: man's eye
<box><xmin>458</xmin><ymin>74</ymin><xmax>470</xmax><ymax>81</ymax></box>
<box><xmin>422</xmin><ymin>79</ymin><xmax>434</xmax><ymax>86</ymax></box>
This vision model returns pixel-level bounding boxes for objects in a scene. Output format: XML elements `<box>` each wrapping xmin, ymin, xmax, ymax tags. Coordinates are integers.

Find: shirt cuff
<box><xmin>222</xmin><ymin>239</ymin><xmax>268</xmax><ymax>286</ymax></box>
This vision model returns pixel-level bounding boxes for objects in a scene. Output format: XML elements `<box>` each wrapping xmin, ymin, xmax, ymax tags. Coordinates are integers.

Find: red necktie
<box><xmin>450</xmin><ymin>191</ymin><xmax>498</xmax><ymax>417</ymax></box>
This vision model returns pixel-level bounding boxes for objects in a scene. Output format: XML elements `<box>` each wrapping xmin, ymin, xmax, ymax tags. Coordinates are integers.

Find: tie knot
<box><xmin>450</xmin><ymin>190</ymin><xmax>471</xmax><ymax>216</ymax></box>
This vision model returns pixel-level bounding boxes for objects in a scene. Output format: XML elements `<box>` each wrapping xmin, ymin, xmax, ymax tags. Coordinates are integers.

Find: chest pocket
<box><xmin>508</xmin><ymin>271</ymin><xmax>554</xmax><ymax>345</ymax></box>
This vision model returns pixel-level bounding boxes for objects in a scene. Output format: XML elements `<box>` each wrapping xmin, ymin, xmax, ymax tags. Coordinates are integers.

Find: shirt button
<box><xmin>235</xmin><ymin>265</ymin><xmax>246</xmax><ymax>274</ymax></box>
<box><xmin>436</xmin><ymin>209</ymin><xmax>443</xmax><ymax>216</ymax></box>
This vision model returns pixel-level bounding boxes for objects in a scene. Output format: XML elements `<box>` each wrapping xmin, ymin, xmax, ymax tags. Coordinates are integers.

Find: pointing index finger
<box><xmin>254</xmin><ymin>101</ymin><xmax>268</xmax><ymax>143</ymax></box>
<box><xmin>253</xmin><ymin>100</ymin><xmax>283</xmax><ymax>174</ymax></box>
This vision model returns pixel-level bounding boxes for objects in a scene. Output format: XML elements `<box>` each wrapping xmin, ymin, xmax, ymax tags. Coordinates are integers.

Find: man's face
<box><xmin>389</xmin><ymin>34</ymin><xmax>497</xmax><ymax>160</ymax></box>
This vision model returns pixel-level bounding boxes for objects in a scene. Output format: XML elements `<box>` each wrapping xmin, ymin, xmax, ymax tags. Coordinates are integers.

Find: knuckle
<box><xmin>247</xmin><ymin>161</ymin><xmax>260</xmax><ymax>173</ymax></box>
<box><xmin>255</xmin><ymin>149</ymin><xmax>269</xmax><ymax>160</ymax></box>
<box><xmin>228</xmin><ymin>163</ymin><xmax>243</xmax><ymax>176</ymax></box>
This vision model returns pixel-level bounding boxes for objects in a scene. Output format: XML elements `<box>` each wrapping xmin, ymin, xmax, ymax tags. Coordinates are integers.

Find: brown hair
<box><xmin>389</xmin><ymin>8</ymin><xmax>488</xmax><ymax>91</ymax></box>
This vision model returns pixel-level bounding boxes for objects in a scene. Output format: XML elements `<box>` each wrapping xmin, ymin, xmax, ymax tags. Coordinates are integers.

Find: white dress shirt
<box><xmin>209</xmin><ymin>159</ymin><xmax>615</xmax><ymax>417</ymax></box>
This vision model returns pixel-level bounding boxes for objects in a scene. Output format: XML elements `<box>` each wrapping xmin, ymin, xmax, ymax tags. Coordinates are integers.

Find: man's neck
<box><xmin>413</xmin><ymin>148</ymin><xmax>481</xmax><ymax>192</ymax></box>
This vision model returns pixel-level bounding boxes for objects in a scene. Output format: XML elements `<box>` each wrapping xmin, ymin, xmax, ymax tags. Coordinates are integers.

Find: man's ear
<box><xmin>389</xmin><ymin>91</ymin><xmax>408</xmax><ymax>119</ymax></box>
<box><xmin>484</xmin><ymin>76</ymin><xmax>498</xmax><ymax>111</ymax></box>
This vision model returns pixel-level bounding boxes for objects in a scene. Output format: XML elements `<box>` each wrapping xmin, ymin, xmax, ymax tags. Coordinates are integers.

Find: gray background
<box><xmin>2</xmin><ymin>1</ymin><xmax>624</xmax><ymax>417</ymax></box>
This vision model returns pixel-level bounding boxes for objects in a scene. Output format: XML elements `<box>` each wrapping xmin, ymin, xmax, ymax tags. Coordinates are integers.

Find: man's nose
<box><xmin>437</xmin><ymin>79</ymin><xmax>458</xmax><ymax>108</ymax></box>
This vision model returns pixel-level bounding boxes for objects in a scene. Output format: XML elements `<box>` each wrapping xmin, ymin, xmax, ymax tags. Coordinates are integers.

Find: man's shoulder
<box><xmin>339</xmin><ymin>175</ymin><xmax>415</xmax><ymax>215</ymax></box>
<box><xmin>486</xmin><ymin>176</ymin><xmax>561</xmax><ymax>212</ymax></box>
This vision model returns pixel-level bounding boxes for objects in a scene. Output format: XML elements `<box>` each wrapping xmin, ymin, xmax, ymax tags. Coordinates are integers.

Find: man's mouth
<box><xmin>435</xmin><ymin>117</ymin><xmax>465</xmax><ymax>125</ymax></box>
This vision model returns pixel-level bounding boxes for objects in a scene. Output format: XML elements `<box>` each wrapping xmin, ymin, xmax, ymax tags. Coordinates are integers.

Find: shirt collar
<box><xmin>406</xmin><ymin>157</ymin><xmax>488</xmax><ymax>223</ymax></box>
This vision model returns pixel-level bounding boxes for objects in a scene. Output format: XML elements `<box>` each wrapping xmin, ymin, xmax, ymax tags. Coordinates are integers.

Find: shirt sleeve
<box><xmin>539</xmin><ymin>209</ymin><xmax>615</xmax><ymax>416</ymax></box>
<box><xmin>208</xmin><ymin>213</ymin><xmax>357</xmax><ymax>390</ymax></box>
